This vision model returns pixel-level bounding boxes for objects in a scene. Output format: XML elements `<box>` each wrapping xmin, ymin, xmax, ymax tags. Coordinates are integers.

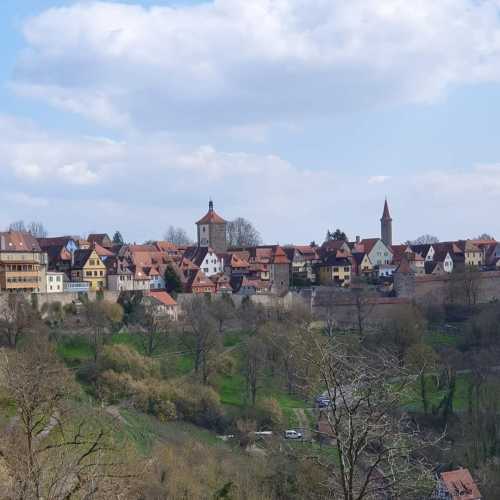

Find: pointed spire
<box><xmin>209</xmin><ymin>199</ymin><xmax>214</xmax><ymax>212</ymax></box>
<box><xmin>382</xmin><ymin>198</ymin><xmax>391</xmax><ymax>220</ymax></box>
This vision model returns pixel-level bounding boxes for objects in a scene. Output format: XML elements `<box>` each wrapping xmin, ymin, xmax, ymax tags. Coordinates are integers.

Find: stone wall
<box><xmin>395</xmin><ymin>271</ymin><xmax>500</xmax><ymax>306</ymax></box>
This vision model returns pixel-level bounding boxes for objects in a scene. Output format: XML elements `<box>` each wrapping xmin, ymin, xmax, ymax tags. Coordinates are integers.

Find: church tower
<box><xmin>196</xmin><ymin>200</ymin><xmax>227</xmax><ymax>253</ymax></box>
<box><xmin>380</xmin><ymin>198</ymin><xmax>393</xmax><ymax>247</ymax></box>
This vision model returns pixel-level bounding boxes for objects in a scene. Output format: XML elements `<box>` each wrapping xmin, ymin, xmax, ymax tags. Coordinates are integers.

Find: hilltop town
<box><xmin>1</xmin><ymin>198</ymin><xmax>499</xmax><ymax>316</ymax></box>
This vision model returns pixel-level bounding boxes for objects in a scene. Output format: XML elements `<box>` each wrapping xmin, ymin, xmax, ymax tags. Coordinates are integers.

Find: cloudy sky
<box><xmin>2</xmin><ymin>0</ymin><xmax>500</xmax><ymax>244</ymax></box>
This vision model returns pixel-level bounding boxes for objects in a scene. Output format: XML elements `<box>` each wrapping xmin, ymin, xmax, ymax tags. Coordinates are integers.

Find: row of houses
<box><xmin>2</xmin><ymin>200</ymin><xmax>499</xmax><ymax>299</ymax></box>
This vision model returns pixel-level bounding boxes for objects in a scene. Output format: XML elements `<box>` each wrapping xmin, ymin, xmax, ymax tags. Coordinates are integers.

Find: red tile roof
<box><xmin>0</xmin><ymin>231</ymin><xmax>42</xmax><ymax>252</ymax></box>
<box><xmin>440</xmin><ymin>469</ymin><xmax>481</xmax><ymax>500</ymax></box>
<box><xmin>150</xmin><ymin>290</ymin><xmax>177</xmax><ymax>307</ymax></box>
<box><xmin>196</xmin><ymin>202</ymin><xmax>226</xmax><ymax>224</ymax></box>
<box><xmin>93</xmin><ymin>242</ymin><xmax>114</xmax><ymax>257</ymax></box>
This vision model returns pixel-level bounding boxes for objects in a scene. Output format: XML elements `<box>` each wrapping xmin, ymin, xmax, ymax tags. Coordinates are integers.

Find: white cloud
<box><xmin>13</xmin><ymin>0</ymin><xmax>500</xmax><ymax>132</ymax></box>
<box><xmin>2</xmin><ymin>113</ymin><xmax>500</xmax><ymax>243</ymax></box>
<box><xmin>4</xmin><ymin>192</ymin><xmax>49</xmax><ymax>208</ymax></box>
<box><xmin>368</xmin><ymin>175</ymin><xmax>391</xmax><ymax>184</ymax></box>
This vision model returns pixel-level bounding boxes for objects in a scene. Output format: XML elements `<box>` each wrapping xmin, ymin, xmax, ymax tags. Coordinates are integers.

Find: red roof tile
<box><xmin>150</xmin><ymin>291</ymin><xmax>177</xmax><ymax>307</ymax></box>
<box><xmin>440</xmin><ymin>469</ymin><xmax>481</xmax><ymax>500</ymax></box>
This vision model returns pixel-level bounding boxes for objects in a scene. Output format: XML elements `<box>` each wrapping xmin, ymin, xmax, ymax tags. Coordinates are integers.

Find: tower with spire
<box><xmin>380</xmin><ymin>198</ymin><xmax>393</xmax><ymax>247</ymax></box>
<box><xmin>195</xmin><ymin>199</ymin><xmax>227</xmax><ymax>253</ymax></box>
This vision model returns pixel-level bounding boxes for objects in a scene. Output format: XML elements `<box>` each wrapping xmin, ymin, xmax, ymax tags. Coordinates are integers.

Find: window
<box><xmin>344</xmin><ymin>267</ymin><xmax>349</xmax><ymax>272</ymax></box>
<box><xmin>89</xmin><ymin>259</ymin><xmax>95</xmax><ymax>266</ymax></box>
<box><xmin>100</xmin><ymin>271</ymin><xmax>104</xmax><ymax>276</ymax></box>
<box><xmin>86</xmin><ymin>271</ymin><xmax>92</xmax><ymax>277</ymax></box>
<box><xmin>333</xmin><ymin>267</ymin><xmax>339</xmax><ymax>272</ymax></box>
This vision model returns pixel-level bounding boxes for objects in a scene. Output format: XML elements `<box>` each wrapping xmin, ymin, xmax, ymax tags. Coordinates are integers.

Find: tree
<box><xmin>242</xmin><ymin>334</ymin><xmax>267</xmax><ymax>405</ymax></box>
<box><xmin>164</xmin><ymin>225</ymin><xmax>193</xmax><ymax>246</ymax></box>
<box><xmin>183</xmin><ymin>296</ymin><xmax>220</xmax><ymax>384</ymax></box>
<box><xmin>475</xmin><ymin>233</ymin><xmax>494</xmax><ymax>240</ymax></box>
<box><xmin>405</xmin><ymin>343</ymin><xmax>439</xmax><ymax>415</ymax></box>
<box><xmin>227</xmin><ymin>217</ymin><xmax>262</xmax><ymax>248</ymax></box>
<box><xmin>27</xmin><ymin>222</ymin><xmax>48</xmax><ymax>238</ymax></box>
<box><xmin>326</xmin><ymin>229</ymin><xmax>348</xmax><ymax>241</ymax></box>
<box><xmin>383</xmin><ymin>304</ymin><xmax>426</xmax><ymax>361</ymax></box>
<box><xmin>0</xmin><ymin>335</ymin><xmax>130</xmax><ymax>498</ymax></box>
<box><xmin>112</xmin><ymin>231</ymin><xmax>124</xmax><ymax>245</ymax></box>
<box><xmin>84</xmin><ymin>300</ymin><xmax>124</xmax><ymax>361</ymax></box>
<box><xmin>133</xmin><ymin>301</ymin><xmax>173</xmax><ymax>357</ymax></box>
<box><xmin>0</xmin><ymin>295</ymin><xmax>36</xmax><ymax>348</ymax></box>
<box><xmin>164</xmin><ymin>265</ymin><xmax>183</xmax><ymax>298</ymax></box>
<box><xmin>8</xmin><ymin>220</ymin><xmax>26</xmax><ymax>232</ymax></box>
<box><xmin>447</xmin><ymin>267</ymin><xmax>482</xmax><ymax>307</ymax></box>
<box><xmin>208</xmin><ymin>296</ymin><xmax>235</xmax><ymax>335</ymax></box>
<box><xmin>407</xmin><ymin>235</ymin><xmax>440</xmax><ymax>245</ymax></box>
<box><xmin>303</xmin><ymin>338</ymin><xmax>436</xmax><ymax>499</ymax></box>
<box><xmin>8</xmin><ymin>221</ymin><xmax>47</xmax><ymax>238</ymax></box>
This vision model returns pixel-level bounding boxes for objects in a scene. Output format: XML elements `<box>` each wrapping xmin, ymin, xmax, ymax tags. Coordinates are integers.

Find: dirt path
<box><xmin>294</xmin><ymin>408</ymin><xmax>312</xmax><ymax>439</ymax></box>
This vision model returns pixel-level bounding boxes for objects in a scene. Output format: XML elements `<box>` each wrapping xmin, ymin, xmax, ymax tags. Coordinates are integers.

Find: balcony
<box><xmin>64</xmin><ymin>281</ymin><xmax>90</xmax><ymax>293</ymax></box>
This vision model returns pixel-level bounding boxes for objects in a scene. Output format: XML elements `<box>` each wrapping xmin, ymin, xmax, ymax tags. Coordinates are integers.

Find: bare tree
<box><xmin>243</xmin><ymin>334</ymin><xmax>267</xmax><ymax>405</ymax></box>
<box><xmin>208</xmin><ymin>296</ymin><xmax>235</xmax><ymax>335</ymax></box>
<box><xmin>8</xmin><ymin>220</ymin><xmax>27</xmax><ymax>232</ymax></box>
<box><xmin>0</xmin><ymin>335</ymin><xmax>132</xmax><ymax>498</ymax></box>
<box><xmin>447</xmin><ymin>268</ymin><xmax>482</xmax><ymax>306</ymax></box>
<box><xmin>0</xmin><ymin>295</ymin><xmax>36</xmax><ymax>348</ymax></box>
<box><xmin>227</xmin><ymin>217</ymin><xmax>262</xmax><ymax>248</ymax></box>
<box><xmin>163</xmin><ymin>225</ymin><xmax>193</xmax><ymax>246</ymax></box>
<box><xmin>407</xmin><ymin>234</ymin><xmax>440</xmax><ymax>245</ymax></box>
<box><xmin>182</xmin><ymin>296</ymin><xmax>220</xmax><ymax>384</ymax></box>
<box><xmin>133</xmin><ymin>301</ymin><xmax>173</xmax><ymax>357</ymax></box>
<box><xmin>84</xmin><ymin>300</ymin><xmax>124</xmax><ymax>361</ymax></box>
<box><xmin>26</xmin><ymin>222</ymin><xmax>48</xmax><ymax>238</ymax></box>
<box><xmin>304</xmin><ymin>339</ymin><xmax>436</xmax><ymax>500</ymax></box>
<box><xmin>8</xmin><ymin>221</ymin><xmax>47</xmax><ymax>238</ymax></box>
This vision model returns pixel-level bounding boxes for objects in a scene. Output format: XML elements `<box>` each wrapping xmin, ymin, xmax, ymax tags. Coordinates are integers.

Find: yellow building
<box><xmin>318</xmin><ymin>256</ymin><xmax>352</xmax><ymax>286</ymax></box>
<box><xmin>462</xmin><ymin>241</ymin><xmax>483</xmax><ymax>268</ymax></box>
<box><xmin>71</xmin><ymin>249</ymin><xmax>106</xmax><ymax>290</ymax></box>
<box><xmin>0</xmin><ymin>231</ymin><xmax>47</xmax><ymax>293</ymax></box>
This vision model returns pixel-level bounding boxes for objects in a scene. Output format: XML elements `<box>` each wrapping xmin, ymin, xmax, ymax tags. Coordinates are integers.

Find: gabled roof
<box><xmin>0</xmin><ymin>231</ymin><xmax>42</xmax><ymax>252</ymax></box>
<box><xmin>183</xmin><ymin>246</ymin><xmax>221</xmax><ymax>267</ymax></box>
<box><xmin>37</xmin><ymin>236</ymin><xmax>76</xmax><ymax>249</ymax></box>
<box><xmin>440</xmin><ymin>468</ymin><xmax>481</xmax><ymax>500</ymax></box>
<box><xmin>352</xmin><ymin>252</ymin><xmax>370</xmax><ymax>266</ymax></box>
<box><xmin>88</xmin><ymin>233</ymin><xmax>112</xmax><ymax>248</ymax></box>
<box><xmin>360</xmin><ymin>238</ymin><xmax>387</xmax><ymax>255</ymax></box>
<box><xmin>72</xmin><ymin>249</ymin><xmax>98</xmax><ymax>269</ymax></box>
<box><xmin>93</xmin><ymin>242</ymin><xmax>114</xmax><ymax>257</ymax></box>
<box><xmin>150</xmin><ymin>290</ymin><xmax>177</xmax><ymax>307</ymax></box>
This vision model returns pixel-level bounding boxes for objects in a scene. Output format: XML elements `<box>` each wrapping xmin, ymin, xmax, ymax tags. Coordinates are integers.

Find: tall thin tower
<box><xmin>380</xmin><ymin>198</ymin><xmax>393</xmax><ymax>247</ymax></box>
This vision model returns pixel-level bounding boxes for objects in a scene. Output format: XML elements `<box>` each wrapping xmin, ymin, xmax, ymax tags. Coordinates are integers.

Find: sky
<box><xmin>3</xmin><ymin>0</ymin><xmax>500</xmax><ymax>244</ymax></box>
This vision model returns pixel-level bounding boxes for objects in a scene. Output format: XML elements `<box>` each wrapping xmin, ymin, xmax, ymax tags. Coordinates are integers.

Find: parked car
<box><xmin>316</xmin><ymin>396</ymin><xmax>331</xmax><ymax>408</ymax></box>
<box><xmin>284</xmin><ymin>429</ymin><xmax>303</xmax><ymax>440</ymax></box>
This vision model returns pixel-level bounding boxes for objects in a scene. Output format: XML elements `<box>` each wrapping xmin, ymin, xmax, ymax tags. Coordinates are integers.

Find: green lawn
<box><xmin>401</xmin><ymin>373</ymin><xmax>500</xmax><ymax>413</ymax></box>
<box><xmin>423</xmin><ymin>330</ymin><xmax>463</xmax><ymax>349</ymax></box>
<box><xmin>117</xmin><ymin>408</ymin><xmax>227</xmax><ymax>455</ymax></box>
<box><xmin>57</xmin><ymin>336</ymin><xmax>94</xmax><ymax>365</ymax></box>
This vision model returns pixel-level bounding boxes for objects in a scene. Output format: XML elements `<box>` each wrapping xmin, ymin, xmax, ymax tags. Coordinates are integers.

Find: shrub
<box><xmin>256</xmin><ymin>398</ymin><xmax>283</xmax><ymax>430</ymax></box>
<box><xmin>99</xmin><ymin>344</ymin><xmax>159</xmax><ymax>379</ymax></box>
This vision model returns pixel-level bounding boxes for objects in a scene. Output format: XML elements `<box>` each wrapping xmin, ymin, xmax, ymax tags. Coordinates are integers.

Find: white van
<box><xmin>284</xmin><ymin>429</ymin><xmax>303</xmax><ymax>440</ymax></box>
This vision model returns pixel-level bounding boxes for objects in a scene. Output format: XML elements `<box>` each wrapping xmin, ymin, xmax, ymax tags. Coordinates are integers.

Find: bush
<box><xmin>99</xmin><ymin>344</ymin><xmax>159</xmax><ymax>379</ymax></box>
<box><xmin>256</xmin><ymin>398</ymin><xmax>283</xmax><ymax>430</ymax></box>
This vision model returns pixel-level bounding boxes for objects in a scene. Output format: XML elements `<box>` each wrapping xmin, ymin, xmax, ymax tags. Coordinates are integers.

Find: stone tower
<box><xmin>196</xmin><ymin>200</ymin><xmax>227</xmax><ymax>253</ymax></box>
<box><xmin>380</xmin><ymin>198</ymin><xmax>393</xmax><ymax>247</ymax></box>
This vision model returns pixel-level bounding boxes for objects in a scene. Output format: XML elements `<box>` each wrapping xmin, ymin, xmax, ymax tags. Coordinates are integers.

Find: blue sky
<box><xmin>3</xmin><ymin>0</ymin><xmax>500</xmax><ymax>244</ymax></box>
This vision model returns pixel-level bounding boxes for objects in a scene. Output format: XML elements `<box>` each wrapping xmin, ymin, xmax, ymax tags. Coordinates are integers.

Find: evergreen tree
<box><xmin>164</xmin><ymin>265</ymin><xmax>183</xmax><ymax>298</ymax></box>
<box><xmin>112</xmin><ymin>231</ymin><xmax>124</xmax><ymax>245</ymax></box>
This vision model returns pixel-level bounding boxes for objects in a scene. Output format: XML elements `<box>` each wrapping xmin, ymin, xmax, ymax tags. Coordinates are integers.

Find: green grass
<box><xmin>175</xmin><ymin>355</ymin><xmax>195</xmax><ymax>375</ymax></box>
<box><xmin>57</xmin><ymin>336</ymin><xmax>94</xmax><ymax>365</ymax></box>
<box><xmin>117</xmin><ymin>408</ymin><xmax>226</xmax><ymax>454</ymax></box>
<box><xmin>223</xmin><ymin>330</ymin><xmax>249</xmax><ymax>348</ymax></box>
<box><xmin>401</xmin><ymin>373</ymin><xmax>498</xmax><ymax>413</ymax></box>
<box><xmin>423</xmin><ymin>330</ymin><xmax>462</xmax><ymax>349</ymax></box>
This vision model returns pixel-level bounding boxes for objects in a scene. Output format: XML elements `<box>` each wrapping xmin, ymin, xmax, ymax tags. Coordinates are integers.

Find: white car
<box><xmin>284</xmin><ymin>429</ymin><xmax>303</xmax><ymax>440</ymax></box>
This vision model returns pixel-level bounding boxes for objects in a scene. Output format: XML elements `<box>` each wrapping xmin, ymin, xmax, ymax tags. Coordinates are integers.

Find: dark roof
<box><xmin>72</xmin><ymin>249</ymin><xmax>94</xmax><ymax>269</ymax></box>
<box><xmin>324</xmin><ymin>255</ymin><xmax>351</xmax><ymax>266</ymax></box>
<box><xmin>352</xmin><ymin>253</ymin><xmax>368</xmax><ymax>265</ymax></box>
<box><xmin>38</xmin><ymin>236</ymin><xmax>76</xmax><ymax>249</ymax></box>
<box><xmin>183</xmin><ymin>246</ymin><xmax>211</xmax><ymax>267</ymax></box>
<box><xmin>381</xmin><ymin>199</ymin><xmax>391</xmax><ymax>220</ymax></box>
